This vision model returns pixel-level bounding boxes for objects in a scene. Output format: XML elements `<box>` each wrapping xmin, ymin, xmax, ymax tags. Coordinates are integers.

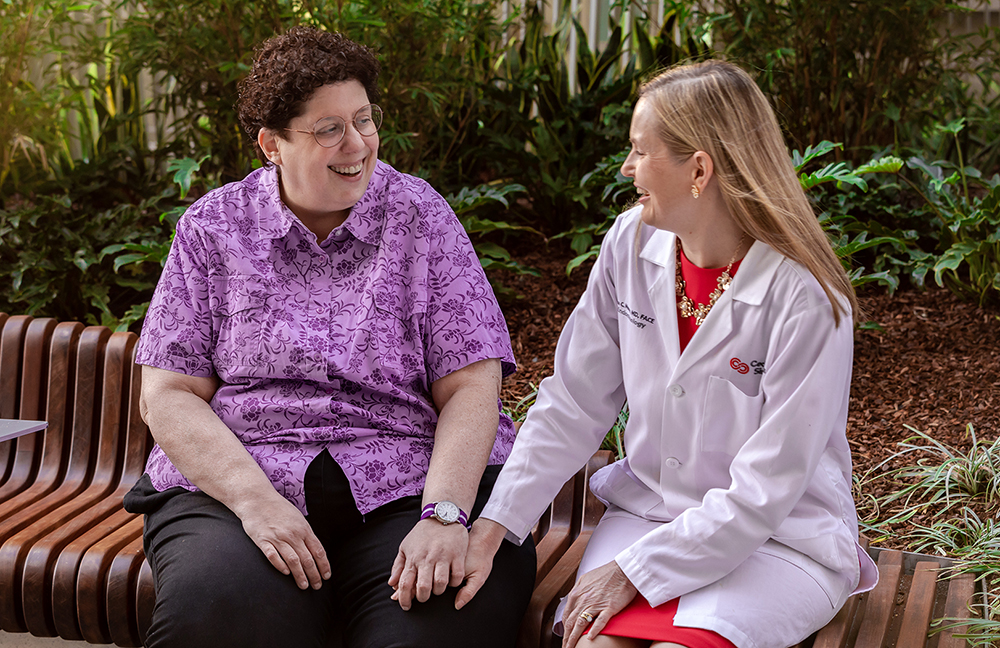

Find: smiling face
<box><xmin>259</xmin><ymin>80</ymin><xmax>379</xmax><ymax>232</ymax></box>
<box><xmin>619</xmin><ymin>97</ymin><xmax>702</xmax><ymax>234</ymax></box>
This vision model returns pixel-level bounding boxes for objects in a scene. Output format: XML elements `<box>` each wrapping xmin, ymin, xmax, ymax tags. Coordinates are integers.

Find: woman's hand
<box><xmin>387</xmin><ymin>357</ymin><xmax>501</xmax><ymax>611</ymax></box>
<box><xmin>561</xmin><ymin>561</ymin><xmax>638</xmax><ymax>648</ymax></box>
<box><xmin>388</xmin><ymin>519</ymin><xmax>470</xmax><ymax>610</ymax></box>
<box><xmin>235</xmin><ymin>492</ymin><xmax>331</xmax><ymax>591</ymax></box>
<box><xmin>455</xmin><ymin>518</ymin><xmax>508</xmax><ymax>609</ymax></box>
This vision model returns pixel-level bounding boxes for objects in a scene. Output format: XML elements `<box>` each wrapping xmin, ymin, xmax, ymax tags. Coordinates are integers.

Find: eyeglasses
<box><xmin>284</xmin><ymin>104</ymin><xmax>383</xmax><ymax>148</ymax></box>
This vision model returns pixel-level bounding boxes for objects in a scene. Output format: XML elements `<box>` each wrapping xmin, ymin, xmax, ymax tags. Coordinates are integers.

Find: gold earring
<box><xmin>691</xmin><ymin>184</ymin><xmax>700</xmax><ymax>199</ymax></box>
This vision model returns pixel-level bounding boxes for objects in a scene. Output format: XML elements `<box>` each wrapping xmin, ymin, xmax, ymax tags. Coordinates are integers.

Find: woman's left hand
<box><xmin>561</xmin><ymin>560</ymin><xmax>638</xmax><ymax>648</ymax></box>
<box><xmin>388</xmin><ymin>519</ymin><xmax>470</xmax><ymax>610</ymax></box>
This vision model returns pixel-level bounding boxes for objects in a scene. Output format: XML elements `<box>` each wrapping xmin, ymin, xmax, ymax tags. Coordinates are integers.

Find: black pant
<box><xmin>124</xmin><ymin>453</ymin><xmax>536</xmax><ymax>648</ymax></box>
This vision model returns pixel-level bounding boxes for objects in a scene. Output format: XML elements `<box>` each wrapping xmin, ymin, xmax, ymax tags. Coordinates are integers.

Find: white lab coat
<box><xmin>482</xmin><ymin>206</ymin><xmax>878</xmax><ymax>648</ymax></box>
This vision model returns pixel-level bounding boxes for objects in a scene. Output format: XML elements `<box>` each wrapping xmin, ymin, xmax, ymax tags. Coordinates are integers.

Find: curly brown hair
<box><xmin>237</xmin><ymin>26</ymin><xmax>381</xmax><ymax>162</ymax></box>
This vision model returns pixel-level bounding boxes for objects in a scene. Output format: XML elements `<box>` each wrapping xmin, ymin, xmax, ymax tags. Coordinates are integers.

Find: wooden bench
<box><xmin>0</xmin><ymin>313</ymin><xmax>979</xmax><ymax>647</ymax></box>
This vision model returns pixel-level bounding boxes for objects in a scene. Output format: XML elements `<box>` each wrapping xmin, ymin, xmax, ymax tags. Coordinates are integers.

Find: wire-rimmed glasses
<box><xmin>284</xmin><ymin>104</ymin><xmax>383</xmax><ymax>148</ymax></box>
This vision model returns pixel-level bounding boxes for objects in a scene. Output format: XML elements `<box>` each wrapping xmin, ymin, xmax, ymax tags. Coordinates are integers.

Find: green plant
<box><xmin>99</xmin><ymin>155</ymin><xmax>208</xmax><ymax>330</ymax></box>
<box><xmin>0</xmin><ymin>155</ymin><xmax>175</xmax><ymax>326</ymax></box>
<box><xmin>480</xmin><ymin>6</ymin><xmax>635</xmax><ymax>234</ymax></box>
<box><xmin>557</xmin><ymin>147</ymin><xmax>632</xmax><ymax>274</ymax></box>
<box><xmin>909</xmin><ymin>507</ymin><xmax>1000</xmax><ymax>567</ymax></box>
<box><xmin>503</xmin><ymin>383</ymin><xmax>539</xmax><ymax>423</ymax></box>
<box><xmin>1</xmin><ymin>0</ymin><xmax>188</xmax><ymax>224</ymax></box>
<box><xmin>896</xmin><ymin>122</ymin><xmax>1000</xmax><ymax>305</ymax></box>
<box><xmin>860</xmin><ymin>426</ymin><xmax>1000</xmax><ymax>646</ymax></box>
<box><xmin>874</xmin><ymin>425</ymin><xmax>1000</xmax><ymax>523</ymax></box>
<box><xmin>599</xmin><ymin>403</ymin><xmax>628</xmax><ymax>461</ymax></box>
<box><xmin>445</xmin><ymin>180</ymin><xmax>542</xmax><ymax>285</ymax></box>
<box><xmin>480</xmin><ymin>1</ymin><xmax>711</xmax><ymax>241</ymax></box>
<box><xmin>703</xmin><ymin>0</ymin><xmax>963</xmax><ymax>158</ymax></box>
<box><xmin>116</xmin><ymin>0</ymin><xmax>291</xmax><ymax>182</ymax></box>
<box><xmin>1</xmin><ymin>0</ymin><xmax>59</xmax><ymax>190</ymax></box>
<box><xmin>933</xmin><ymin>591</ymin><xmax>1000</xmax><ymax>648</ymax></box>
<box><xmin>796</xmin><ymin>143</ymin><xmax>914</xmax><ymax>291</ymax></box>
<box><xmin>909</xmin><ymin>508</ymin><xmax>1000</xmax><ymax>647</ymax></box>
<box><xmin>820</xmin><ymin>123</ymin><xmax>1000</xmax><ymax>305</ymax></box>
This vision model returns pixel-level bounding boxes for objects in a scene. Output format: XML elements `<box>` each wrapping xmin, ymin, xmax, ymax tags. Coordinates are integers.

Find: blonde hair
<box><xmin>638</xmin><ymin>60</ymin><xmax>858</xmax><ymax>326</ymax></box>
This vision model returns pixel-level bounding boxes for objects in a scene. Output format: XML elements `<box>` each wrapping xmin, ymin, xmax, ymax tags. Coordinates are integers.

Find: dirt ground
<box><xmin>495</xmin><ymin>238</ymin><xmax>1000</xmax><ymax>549</ymax></box>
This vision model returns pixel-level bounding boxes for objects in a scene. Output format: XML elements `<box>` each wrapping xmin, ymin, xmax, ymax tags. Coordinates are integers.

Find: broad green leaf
<box><xmin>856</xmin><ymin>156</ymin><xmax>904</xmax><ymax>174</ymax></box>
<box><xmin>167</xmin><ymin>155</ymin><xmax>208</xmax><ymax>199</ymax></box>
<box><xmin>474</xmin><ymin>242</ymin><xmax>512</xmax><ymax>261</ymax></box>
<box><xmin>791</xmin><ymin>141</ymin><xmax>841</xmax><ymax>171</ymax></box>
<box><xmin>566</xmin><ymin>248</ymin><xmax>600</xmax><ymax>275</ymax></box>
<box><xmin>935</xmin><ymin>117</ymin><xmax>966</xmax><ymax>135</ymax></box>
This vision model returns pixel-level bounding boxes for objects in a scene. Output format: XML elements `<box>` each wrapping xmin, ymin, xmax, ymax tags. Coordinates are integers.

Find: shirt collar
<box><xmin>340</xmin><ymin>160</ymin><xmax>389</xmax><ymax>247</ymax></box>
<box><xmin>252</xmin><ymin>161</ymin><xmax>389</xmax><ymax>246</ymax></box>
<box><xmin>640</xmin><ymin>228</ymin><xmax>783</xmax><ymax>306</ymax></box>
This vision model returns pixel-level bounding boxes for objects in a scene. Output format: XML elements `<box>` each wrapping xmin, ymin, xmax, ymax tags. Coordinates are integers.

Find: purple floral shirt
<box><xmin>136</xmin><ymin>161</ymin><xmax>517</xmax><ymax>515</ymax></box>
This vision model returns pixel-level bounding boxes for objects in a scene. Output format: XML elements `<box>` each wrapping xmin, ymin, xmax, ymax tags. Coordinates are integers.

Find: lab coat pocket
<box><xmin>699</xmin><ymin>375</ymin><xmax>764</xmax><ymax>455</ymax></box>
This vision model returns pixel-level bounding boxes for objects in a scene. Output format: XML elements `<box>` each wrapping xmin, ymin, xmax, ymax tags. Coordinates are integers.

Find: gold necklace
<box><xmin>675</xmin><ymin>234</ymin><xmax>746</xmax><ymax>326</ymax></box>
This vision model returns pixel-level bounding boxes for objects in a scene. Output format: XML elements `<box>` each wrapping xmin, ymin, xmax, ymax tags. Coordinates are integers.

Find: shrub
<box><xmin>703</xmin><ymin>0</ymin><xmax>996</xmax><ymax>162</ymax></box>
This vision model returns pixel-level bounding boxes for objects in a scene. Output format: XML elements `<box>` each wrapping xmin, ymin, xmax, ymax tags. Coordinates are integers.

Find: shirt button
<box><xmin>668</xmin><ymin>384</ymin><xmax>685</xmax><ymax>397</ymax></box>
<box><xmin>665</xmin><ymin>457</ymin><xmax>681</xmax><ymax>469</ymax></box>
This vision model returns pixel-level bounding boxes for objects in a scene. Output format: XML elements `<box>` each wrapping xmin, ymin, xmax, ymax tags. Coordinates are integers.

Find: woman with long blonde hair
<box><xmin>456</xmin><ymin>60</ymin><xmax>877</xmax><ymax>648</ymax></box>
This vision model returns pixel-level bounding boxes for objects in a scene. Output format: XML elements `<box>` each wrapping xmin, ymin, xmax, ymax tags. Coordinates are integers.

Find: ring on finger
<box><xmin>579</xmin><ymin>611</ymin><xmax>594</xmax><ymax>623</ymax></box>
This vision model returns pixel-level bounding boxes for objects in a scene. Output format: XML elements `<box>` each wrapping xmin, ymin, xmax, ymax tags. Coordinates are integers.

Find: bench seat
<box><xmin>0</xmin><ymin>314</ymin><xmax>978</xmax><ymax>647</ymax></box>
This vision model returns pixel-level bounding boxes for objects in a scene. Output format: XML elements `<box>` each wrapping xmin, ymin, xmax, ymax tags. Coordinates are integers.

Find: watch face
<box><xmin>434</xmin><ymin>501</ymin><xmax>460</xmax><ymax>524</ymax></box>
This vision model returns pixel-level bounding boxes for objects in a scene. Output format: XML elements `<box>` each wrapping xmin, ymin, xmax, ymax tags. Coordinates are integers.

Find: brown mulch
<box><xmin>496</xmin><ymin>238</ymin><xmax>1000</xmax><ymax>550</ymax></box>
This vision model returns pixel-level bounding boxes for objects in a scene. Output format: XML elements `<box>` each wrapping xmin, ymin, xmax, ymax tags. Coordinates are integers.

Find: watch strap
<box><xmin>420</xmin><ymin>501</ymin><xmax>471</xmax><ymax>530</ymax></box>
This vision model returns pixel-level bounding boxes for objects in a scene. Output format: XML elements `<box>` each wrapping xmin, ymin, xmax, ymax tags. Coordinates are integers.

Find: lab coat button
<box><xmin>665</xmin><ymin>457</ymin><xmax>681</xmax><ymax>469</ymax></box>
<box><xmin>668</xmin><ymin>384</ymin><xmax>685</xmax><ymax>397</ymax></box>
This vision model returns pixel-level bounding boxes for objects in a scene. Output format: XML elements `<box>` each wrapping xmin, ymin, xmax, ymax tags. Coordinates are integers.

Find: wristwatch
<box><xmin>420</xmin><ymin>501</ymin><xmax>470</xmax><ymax>530</ymax></box>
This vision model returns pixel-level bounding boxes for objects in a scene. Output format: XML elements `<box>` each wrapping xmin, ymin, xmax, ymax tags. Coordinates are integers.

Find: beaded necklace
<box><xmin>675</xmin><ymin>234</ymin><xmax>746</xmax><ymax>326</ymax></box>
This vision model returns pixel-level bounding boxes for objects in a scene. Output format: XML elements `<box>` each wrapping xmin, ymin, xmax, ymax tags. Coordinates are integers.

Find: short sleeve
<box><xmin>421</xmin><ymin>199</ymin><xmax>516</xmax><ymax>382</ymax></box>
<box><xmin>134</xmin><ymin>210</ymin><xmax>215</xmax><ymax>377</ymax></box>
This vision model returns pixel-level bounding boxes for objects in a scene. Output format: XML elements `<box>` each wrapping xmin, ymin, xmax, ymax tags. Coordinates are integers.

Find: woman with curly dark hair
<box><xmin>124</xmin><ymin>25</ymin><xmax>535</xmax><ymax>648</ymax></box>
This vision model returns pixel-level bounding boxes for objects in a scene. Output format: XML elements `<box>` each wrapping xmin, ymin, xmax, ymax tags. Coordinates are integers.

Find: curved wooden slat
<box><xmin>136</xmin><ymin>555</ymin><xmax>155</xmax><ymax>645</ymax></box>
<box><xmin>0</xmin><ymin>324</ymin><xmax>104</xmax><ymax>633</ymax></box>
<box><xmin>0</xmin><ymin>314</ymin><xmax>29</xmax><ymax>487</ymax></box>
<box><xmin>533</xmin><ymin>470</ymin><xmax>581</xmax><ymax>585</ymax></box>
<box><xmin>52</xmin><ymin>343</ymin><xmax>146</xmax><ymax>642</ymax></box>
<box><xmin>19</xmin><ymin>332</ymin><xmax>136</xmax><ymax>637</ymax></box>
<box><xmin>106</xmin><ymin>531</ymin><xmax>146</xmax><ymax>648</ymax></box>
<box><xmin>70</xmin><ymin>516</ymin><xmax>145</xmax><ymax>646</ymax></box>
<box><xmin>18</xmin><ymin>318</ymin><xmax>58</xmax><ymax>422</ymax></box>
<box><xmin>0</xmin><ymin>319</ymin><xmax>79</xmax><ymax>633</ymax></box>
<box><xmin>0</xmin><ymin>321</ymin><xmax>79</xmax><ymax>512</ymax></box>
<box><xmin>0</xmin><ymin>318</ymin><xmax>59</xmax><ymax>503</ymax></box>
<box><xmin>47</xmin><ymin>508</ymin><xmax>138</xmax><ymax>641</ymax></box>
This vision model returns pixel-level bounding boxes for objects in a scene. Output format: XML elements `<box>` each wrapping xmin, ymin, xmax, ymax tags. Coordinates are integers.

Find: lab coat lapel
<box><xmin>672</xmin><ymin>287</ymin><xmax>735</xmax><ymax>379</ymax></box>
<box><xmin>639</xmin><ymin>229</ymin><xmax>681</xmax><ymax>368</ymax></box>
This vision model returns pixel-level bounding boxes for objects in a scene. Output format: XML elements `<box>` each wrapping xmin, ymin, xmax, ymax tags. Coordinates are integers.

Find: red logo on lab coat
<box><xmin>730</xmin><ymin>358</ymin><xmax>750</xmax><ymax>374</ymax></box>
